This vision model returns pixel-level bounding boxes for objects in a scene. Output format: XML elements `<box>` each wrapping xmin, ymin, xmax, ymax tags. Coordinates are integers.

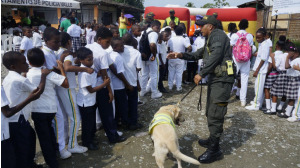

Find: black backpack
<box><xmin>139</xmin><ymin>30</ymin><xmax>153</xmax><ymax>61</ymax></box>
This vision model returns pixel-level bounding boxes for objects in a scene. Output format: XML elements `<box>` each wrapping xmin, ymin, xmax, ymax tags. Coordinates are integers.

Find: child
<box><xmin>193</xmin><ymin>30</ymin><xmax>206</xmax><ymax>83</ymax></box>
<box><xmin>20</xmin><ymin>26</ymin><xmax>33</xmax><ymax>63</ymax></box>
<box><xmin>85</xmin><ymin>27</ymin><xmax>127</xmax><ymax>143</ymax></box>
<box><xmin>85</xmin><ymin>22</ymin><xmax>92</xmax><ymax>44</ymax></box>
<box><xmin>288</xmin><ymin>56</ymin><xmax>300</xmax><ymax>122</ymax></box>
<box><xmin>186</xmin><ymin>38</ymin><xmax>198</xmax><ymax>83</ymax></box>
<box><xmin>277</xmin><ymin>44</ymin><xmax>300</xmax><ymax>118</ymax></box>
<box><xmin>80</xmin><ymin>24</ymin><xmax>87</xmax><ymax>47</ymax></box>
<box><xmin>27</xmin><ymin>48</ymin><xmax>69</xmax><ymax>168</ymax></box>
<box><xmin>122</xmin><ymin>33</ymin><xmax>143</xmax><ymax>130</ymax></box>
<box><xmin>1</xmin><ymin>86</ymin><xmax>41</xmax><ymax>168</ymax></box>
<box><xmin>179</xmin><ymin>23</ymin><xmax>191</xmax><ymax>85</ymax></box>
<box><xmin>263</xmin><ymin>36</ymin><xmax>286</xmax><ymax>115</ymax></box>
<box><xmin>32</xmin><ymin>26</ymin><xmax>43</xmax><ymax>48</ymax></box>
<box><xmin>13</xmin><ymin>30</ymin><xmax>22</xmax><ymax>52</ymax></box>
<box><xmin>2</xmin><ymin>51</ymin><xmax>49</xmax><ymax>168</ymax></box>
<box><xmin>246</xmin><ymin>27</ymin><xmax>270</xmax><ymax>110</ymax></box>
<box><xmin>87</xmin><ymin>24</ymin><xmax>99</xmax><ymax>45</ymax></box>
<box><xmin>105</xmin><ymin>28</ymin><xmax>120</xmax><ymax>53</ymax></box>
<box><xmin>56</xmin><ymin>32</ymin><xmax>91</xmax><ymax>153</ymax></box>
<box><xmin>266</xmin><ymin>32</ymin><xmax>273</xmax><ymax>56</ymax></box>
<box><xmin>157</xmin><ymin>32</ymin><xmax>169</xmax><ymax>93</ymax></box>
<box><xmin>131</xmin><ymin>24</ymin><xmax>142</xmax><ymax>45</ymax></box>
<box><xmin>76</xmin><ymin>47</ymin><xmax>110</xmax><ymax>149</ymax></box>
<box><xmin>167</xmin><ymin>26</ymin><xmax>192</xmax><ymax>91</ymax></box>
<box><xmin>67</xmin><ymin>17</ymin><xmax>81</xmax><ymax>52</ymax></box>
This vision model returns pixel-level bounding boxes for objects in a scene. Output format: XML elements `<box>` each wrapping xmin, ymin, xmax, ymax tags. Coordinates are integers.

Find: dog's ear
<box><xmin>173</xmin><ymin>106</ymin><xmax>180</xmax><ymax>119</ymax></box>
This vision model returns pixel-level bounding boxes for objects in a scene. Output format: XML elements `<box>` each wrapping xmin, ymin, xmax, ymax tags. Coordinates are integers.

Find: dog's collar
<box><xmin>148</xmin><ymin>114</ymin><xmax>176</xmax><ymax>135</ymax></box>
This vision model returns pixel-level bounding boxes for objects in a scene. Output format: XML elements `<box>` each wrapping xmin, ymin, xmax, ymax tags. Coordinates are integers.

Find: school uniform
<box><xmin>158</xmin><ymin>42</ymin><xmax>167</xmax><ymax>90</ymax></box>
<box><xmin>167</xmin><ymin>35</ymin><xmax>191</xmax><ymax>89</ymax></box>
<box><xmin>270</xmin><ymin>53</ymin><xmax>288</xmax><ymax>97</ymax></box>
<box><xmin>264</xmin><ymin>51</ymin><xmax>283</xmax><ymax>89</ymax></box>
<box><xmin>27</xmin><ymin>68</ymin><xmax>65</xmax><ymax>168</ymax></box>
<box><xmin>85</xmin><ymin>28</ymin><xmax>92</xmax><ymax>44</ymax></box>
<box><xmin>77</xmin><ymin>66</ymin><xmax>98</xmax><ymax>146</ymax></box>
<box><xmin>1</xmin><ymin>87</ymin><xmax>16</xmax><ymax>168</ymax></box>
<box><xmin>231</xmin><ymin>30</ymin><xmax>253</xmax><ymax>103</ymax></box>
<box><xmin>39</xmin><ymin>24</ymin><xmax>46</xmax><ymax>32</ymax></box>
<box><xmin>42</xmin><ymin>46</ymin><xmax>67</xmax><ymax>153</ymax></box>
<box><xmin>246</xmin><ymin>40</ymin><xmax>269</xmax><ymax>110</ymax></box>
<box><xmin>194</xmin><ymin>35</ymin><xmax>207</xmax><ymax>83</ymax></box>
<box><xmin>56</xmin><ymin>48</ymin><xmax>82</xmax><ymax>149</ymax></box>
<box><xmin>285</xmin><ymin>58</ymin><xmax>300</xmax><ymax>100</ymax></box>
<box><xmin>67</xmin><ymin>24</ymin><xmax>81</xmax><ymax>52</ymax></box>
<box><xmin>86</xmin><ymin>42</ymin><xmax>120</xmax><ymax>142</ymax></box>
<box><xmin>122</xmin><ymin>45</ymin><xmax>142</xmax><ymax>126</ymax></box>
<box><xmin>13</xmin><ymin>36</ymin><xmax>22</xmax><ymax>52</ymax></box>
<box><xmin>187</xmin><ymin>44</ymin><xmax>198</xmax><ymax>82</ymax></box>
<box><xmin>289</xmin><ymin>86</ymin><xmax>300</xmax><ymax>121</ymax></box>
<box><xmin>20</xmin><ymin>36</ymin><xmax>34</xmax><ymax>63</ymax></box>
<box><xmin>80</xmin><ymin>28</ymin><xmax>87</xmax><ymax>46</ymax></box>
<box><xmin>2</xmin><ymin>71</ymin><xmax>37</xmax><ymax>168</ymax></box>
<box><xmin>109</xmin><ymin>51</ymin><xmax>128</xmax><ymax>125</ymax></box>
<box><xmin>86</xmin><ymin>30</ymin><xmax>96</xmax><ymax>45</ymax></box>
<box><xmin>32</xmin><ymin>32</ymin><xmax>42</xmax><ymax>48</ymax></box>
<box><xmin>140</xmin><ymin>28</ymin><xmax>161</xmax><ymax>98</ymax></box>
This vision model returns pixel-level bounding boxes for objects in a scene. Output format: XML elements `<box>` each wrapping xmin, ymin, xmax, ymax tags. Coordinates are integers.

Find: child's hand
<box><xmin>97</xmin><ymin>70</ymin><xmax>102</xmax><ymax>77</ymax></box>
<box><xmin>41</xmin><ymin>67</ymin><xmax>51</xmax><ymax>75</ymax></box>
<box><xmin>253</xmin><ymin>70</ymin><xmax>258</xmax><ymax>77</ymax></box>
<box><xmin>270</xmin><ymin>53</ymin><xmax>275</xmax><ymax>58</ymax></box>
<box><xmin>104</xmin><ymin>77</ymin><xmax>110</xmax><ymax>85</ymax></box>
<box><xmin>126</xmin><ymin>85</ymin><xmax>134</xmax><ymax>92</ymax></box>
<box><xmin>293</xmin><ymin>64</ymin><xmax>300</xmax><ymax>71</ymax></box>
<box><xmin>56</xmin><ymin>60</ymin><xmax>64</xmax><ymax>71</ymax></box>
<box><xmin>61</xmin><ymin>50</ymin><xmax>72</xmax><ymax>61</ymax></box>
<box><xmin>108</xmin><ymin>92</ymin><xmax>114</xmax><ymax>103</ymax></box>
<box><xmin>150</xmin><ymin>56</ymin><xmax>155</xmax><ymax>61</ymax></box>
<box><xmin>85</xmin><ymin>67</ymin><xmax>94</xmax><ymax>74</ymax></box>
<box><xmin>28</xmin><ymin>87</ymin><xmax>41</xmax><ymax>101</ymax></box>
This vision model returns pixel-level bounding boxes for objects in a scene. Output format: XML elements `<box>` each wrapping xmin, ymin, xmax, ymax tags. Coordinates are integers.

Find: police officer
<box><xmin>163</xmin><ymin>9</ymin><xmax>180</xmax><ymax>27</ymax></box>
<box><xmin>167</xmin><ymin>15</ymin><xmax>234</xmax><ymax>163</ymax></box>
<box><xmin>139</xmin><ymin>12</ymin><xmax>155</xmax><ymax>28</ymax></box>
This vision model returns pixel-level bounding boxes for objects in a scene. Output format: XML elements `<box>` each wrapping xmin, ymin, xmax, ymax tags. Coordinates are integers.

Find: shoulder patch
<box><xmin>212</xmin><ymin>36</ymin><xmax>220</xmax><ymax>42</ymax></box>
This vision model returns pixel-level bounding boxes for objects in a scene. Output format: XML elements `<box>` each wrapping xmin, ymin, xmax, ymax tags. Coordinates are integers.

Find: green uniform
<box><xmin>181</xmin><ymin>29</ymin><xmax>234</xmax><ymax>140</ymax></box>
<box><xmin>139</xmin><ymin>20</ymin><xmax>152</xmax><ymax>28</ymax></box>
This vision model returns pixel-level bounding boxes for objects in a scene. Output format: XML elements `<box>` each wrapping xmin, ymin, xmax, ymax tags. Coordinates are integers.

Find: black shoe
<box><xmin>235</xmin><ymin>95</ymin><xmax>240</xmax><ymax>100</ymax></box>
<box><xmin>159</xmin><ymin>88</ymin><xmax>169</xmax><ymax>93</ymax></box>
<box><xmin>276</xmin><ymin>109</ymin><xmax>283</xmax><ymax>113</ymax></box>
<box><xmin>198</xmin><ymin>138</ymin><xmax>223</xmax><ymax>164</ymax></box>
<box><xmin>182</xmin><ymin>81</ymin><xmax>190</xmax><ymax>85</ymax></box>
<box><xmin>130</xmin><ymin>123</ymin><xmax>143</xmax><ymax>130</ymax></box>
<box><xmin>198</xmin><ymin>137</ymin><xmax>210</xmax><ymax>148</ymax></box>
<box><xmin>263</xmin><ymin>109</ymin><xmax>276</xmax><ymax>115</ymax></box>
<box><xmin>87</xmin><ymin>143</ymin><xmax>99</xmax><ymax>150</ymax></box>
<box><xmin>28</xmin><ymin>163</ymin><xmax>43</xmax><ymax>168</ymax></box>
<box><xmin>277</xmin><ymin>112</ymin><xmax>289</xmax><ymax>118</ymax></box>
<box><xmin>93</xmin><ymin>140</ymin><xmax>99</xmax><ymax>145</ymax></box>
<box><xmin>113</xmin><ymin>136</ymin><xmax>127</xmax><ymax>143</ymax></box>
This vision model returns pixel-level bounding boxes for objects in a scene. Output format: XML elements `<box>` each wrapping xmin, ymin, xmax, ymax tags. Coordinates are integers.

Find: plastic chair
<box><xmin>1</xmin><ymin>34</ymin><xmax>9</xmax><ymax>50</ymax></box>
<box><xmin>2</xmin><ymin>37</ymin><xmax>13</xmax><ymax>54</ymax></box>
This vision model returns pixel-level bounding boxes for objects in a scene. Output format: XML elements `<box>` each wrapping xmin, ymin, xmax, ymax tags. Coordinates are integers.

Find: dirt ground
<box><xmin>2</xmin><ymin>66</ymin><xmax>300</xmax><ymax>168</ymax></box>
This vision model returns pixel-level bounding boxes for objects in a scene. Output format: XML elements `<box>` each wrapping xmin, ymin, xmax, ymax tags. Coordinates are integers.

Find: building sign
<box><xmin>1</xmin><ymin>0</ymin><xmax>80</xmax><ymax>9</ymax></box>
<box><xmin>272</xmin><ymin>0</ymin><xmax>300</xmax><ymax>16</ymax></box>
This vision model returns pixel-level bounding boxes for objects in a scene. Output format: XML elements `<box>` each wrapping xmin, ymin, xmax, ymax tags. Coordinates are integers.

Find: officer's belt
<box><xmin>209</xmin><ymin>65</ymin><xmax>227</xmax><ymax>74</ymax></box>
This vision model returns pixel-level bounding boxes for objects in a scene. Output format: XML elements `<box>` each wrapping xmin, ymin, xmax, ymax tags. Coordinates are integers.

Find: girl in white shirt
<box><xmin>13</xmin><ymin>30</ymin><xmax>22</xmax><ymax>52</ymax></box>
<box><xmin>266</xmin><ymin>32</ymin><xmax>273</xmax><ymax>56</ymax></box>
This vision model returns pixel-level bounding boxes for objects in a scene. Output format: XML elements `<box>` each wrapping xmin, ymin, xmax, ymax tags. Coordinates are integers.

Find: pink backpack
<box><xmin>233</xmin><ymin>33</ymin><xmax>251</xmax><ymax>62</ymax></box>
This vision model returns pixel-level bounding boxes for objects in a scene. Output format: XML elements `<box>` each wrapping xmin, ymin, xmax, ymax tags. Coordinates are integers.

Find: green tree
<box><xmin>185</xmin><ymin>2</ymin><xmax>196</xmax><ymax>8</ymax></box>
<box><xmin>200</xmin><ymin>3</ymin><xmax>215</xmax><ymax>8</ymax></box>
<box><xmin>113</xmin><ymin>0</ymin><xmax>144</xmax><ymax>9</ymax></box>
<box><xmin>213</xmin><ymin>0</ymin><xmax>230</xmax><ymax>8</ymax></box>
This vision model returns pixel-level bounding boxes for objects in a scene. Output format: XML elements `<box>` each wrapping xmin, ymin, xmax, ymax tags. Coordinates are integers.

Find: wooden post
<box><xmin>273</xmin><ymin>15</ymin><xmax>278</xmax><ymax>45</ymax></box>
<box><xmin>57</xmin><ymin>8</ymin><xmax>61</xmax><ymax>24</ymax></box>
<box><xmin>94</xmin><ymin>5</ymin><xmax>98</xmax><ymax>23</ymax></box>
<box><xmin>29</xmin><ymin>7</ymin><xmax>33</xmax><ymax>16</ymax></box>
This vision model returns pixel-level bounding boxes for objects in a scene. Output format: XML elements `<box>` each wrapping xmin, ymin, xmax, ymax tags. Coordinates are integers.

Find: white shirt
<box><xmin>147</xmin><ymin>28</ymin><xmax>158</xmax><ymax>60</ymax></box>
<box><xmin>32</xmin><ymin>32</ymin><xmax>42</xmax><ymax>47</ymax></box>
<box><xmin>268</xmin><ymin>50</ymin><xmax>283</xmax><ymax>64</ymax></box>
<box><xmin>287</xmin><ymin>58</ymin><xmax>300</xmax><ymax>77</ymax></box>
<box><xmin>122</xmin><ymin>45</ymin><xmax>142</xmax><ymax>86</ymax></box>
<box><xmin>2</xmin><ymin>71</ymin><xmax>37</xmax><ymax>122</ymax></box>
<box><xmin>27</xmin><ymin>67</ymin><xmax>65</xmax><ymax>113</ymax></box>
<box><xmin>39</xmin><ymin>25</ymin><xmax>46</xmax><ymax>32</ymax></box>
<box><xmin>266</xmin><ymin>38</ymin><xmax>273</xmax><ymax>48</ymax></box>
<box><xmin>20</xmin><ymin>36</ymin><xmax>34</xmax><ymax>60</ymax></box>
<box><xmin>106</xmin><ymin>46</ymin><xmax>113</xmax><ymax>54</ymax></box>
<box><xmin>13</xmin><ymin>36</ymin><xmax>22</xmax><ymax>45</ymax></box>
<box><xmin>85</xmin><ymin>42</ymin><xmax>110</xmax><ymax>86</ymax></box>
<box><xmin>194</xmin><ymin>36</ymin><xmax>205</xmax><ymax>49</ymax></box>
<box><xmin>110</xmin><ymin>51</ymin><xmax>126</xmax><ymax>90</ymax></box>
<box><xmin>167</xmin><ymin>36</ymin><xmax>191</xmax><ymax>53</ymax></box>
<box><xmin>7</xmin><ymin>28</ymin><xmax>14</xmax><ymax>35</ymax></box>
<box><xmin>85</xmin><ymin>28</ymin><xmax>92</xmax><ymax>37</ymax></box>
<box><xmin>42</xmin><ymin>45</ymin><xmax>57</xmax><ymax>70</ymax></box>
<box><xmin>253</xmin><ymin>40</ymin><xmax>270</xmax><ymax>73</ymax></box>
<box><xmin>158</xmin><ymin>42</ymin><xmax>167</xmax><ymax>65</ymax></box>
<box><xmin>274</xmin><ymin>53</ymin><xmax>288</xmax><ymax>71</ymax></box>
<box><xmin>1</xmin><ymin>87</ymin><xmax>10</xmax><ymax>141</ymax></box>
<box><xmin>67</xmin><ymin>24</ymin><xmax>81</xmax><ymax>37</ymax></box>
<box><xmin>81</xmin><ymin>29</ymin><xmax>85</xmax><ymax>35</ymax></box>
<box><xmin>77</xmin><ymin>65</ymin><xmax>97</xmax><ymax>107</ymax></box>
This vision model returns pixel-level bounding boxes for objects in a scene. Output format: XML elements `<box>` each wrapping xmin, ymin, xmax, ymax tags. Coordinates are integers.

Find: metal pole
<box><xmin>273</xmin><ymin>15</ymin><xmax>278</xmax><ymax>45</ymax></box>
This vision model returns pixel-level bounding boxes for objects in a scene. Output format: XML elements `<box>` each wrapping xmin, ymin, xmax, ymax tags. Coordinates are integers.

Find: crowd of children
<box><xmin>2</xmin><ymin>13</ymin><xmax>300</xmax><ymax>168</ymax></box>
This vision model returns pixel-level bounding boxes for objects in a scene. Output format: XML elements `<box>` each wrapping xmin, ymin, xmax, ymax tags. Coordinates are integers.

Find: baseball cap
<box><xmin>169</xmin><ymin>9</ymin><xmax>175</xmax><ymax>13</ymax></box>
<box><xmin>196</xmin><ymin>15</ymin><xmax>218</xmax><ymax>26</ymax></box>
<box><xmin>146</xmin><ymin>12</ymin><xmax>155</xmax><ymax>18</ymax></box>
<box><xmin>213</xmin><ymin>12</ymin><xmax>218</xmax><ymax>18</ymax></box>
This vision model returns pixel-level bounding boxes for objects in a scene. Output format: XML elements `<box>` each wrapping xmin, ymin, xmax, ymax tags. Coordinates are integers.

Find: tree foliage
<box><xmin>185</xmin><ymin>2</ymin><xmax>196</xmax><ymax>8</ymax></box>
<box><xmin>112</xmin><ymin>0</ymin><xmax>144</xmax><ymax>9</ymax></box>
<box><xmin>201</xmin><ymin>0</ymin><xmax>230</xmax><ymax>8</ymax></box>
<box><xmin>200</xmin><ymin>3</ymin><xmax>215</xmax><ymax>8</ymax></box>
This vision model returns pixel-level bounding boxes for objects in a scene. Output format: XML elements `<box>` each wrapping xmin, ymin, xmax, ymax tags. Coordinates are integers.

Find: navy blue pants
<box><xmin>158</xmin><ymin>65</ymin><xmax>166</xmax><ymax>90</ymax></box>
<box><xmin>114</xmin><ymin>89</ymin><xmax>129</xmax><ymax>125</ymax></box>
<box><xmin>127</xmin><ymin>86</ymin><xmax>138</xmax><ymax>126</ymax></box>
<box><xmin>32</xmin><ymin>112</ymin><xmax>58</xmax><ymax>168</ymax></box>
<box><xmin>96</xmin><ymin>88</ymin><xmax>119</xmax><ymax>142</ymax></box>
<box><xmin>9</xmin><ymin>115</ymin><xmax>36</xmax><ymax>168</ymax></box>
<box><xmin>1</xmin><ymin>138</ymin><xmax>16</xmax><ymax>168</ymax></box>
<box><xmin>78</xmin><ymin>104</ymin><xmax>97</xmax><ymax>146</ymax></box>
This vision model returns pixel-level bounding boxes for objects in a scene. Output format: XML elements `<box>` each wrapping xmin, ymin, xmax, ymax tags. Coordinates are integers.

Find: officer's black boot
<box><xmin>198</xmin><ymin>137</ymin><xmax>210</xmax><ymax>148</ymax></box>
<box><xmin>198</xmin><ymin>138</ymin><xmax>223</xmax><ymax>164</ymax></box>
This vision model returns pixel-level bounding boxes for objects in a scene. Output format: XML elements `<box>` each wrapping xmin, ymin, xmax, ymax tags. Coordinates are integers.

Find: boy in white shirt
<box><xmin>27</xmin><ymin>48</ymin><xmax>69</xmax><ymax>168</ymax></box>
<box><xmin>13</xmin><ymin>30</ymin><xmax>22</xmax><ymax>52</ymax></box>
<box><xmin>32</xmin><ymin>26</ymin><xmax>43</xmax><ymax>48</ymax></box>
<box><xmin>167</xmin><ymin>26</ymin><xmax>192</xmax><ymax>91</ymax></box>
<box><xmin>140</xmin><ymin>20</ymin><xmax>162</xmax><ymax>99</ymax></box>
<box><xmin>157</xmin><ymin>32</ymin><xmax>169</xmax><ymax>93</ymax></box>
<box><xmin>2</xmin><ymin>51</ymin><xmax>50</xmax><ymax>168</ymax></box>
<box><xmin>122</xmin><ymin>34</ymin><xmax>143</xmax><ymax>130</ymax></box>
<box><xmin>20</xmin><ymin>26</ymin><xmax>34</xmax><ymax>62</ymax></box>
<box><xmin>76</xmin><ymin>47</ymin><xmax>110</xmax><ymax>149</ymax></box>
<box><xmin>67</xmin><ymin>17</ymin><xmax>81</xmax><ymax>52</ymax></box>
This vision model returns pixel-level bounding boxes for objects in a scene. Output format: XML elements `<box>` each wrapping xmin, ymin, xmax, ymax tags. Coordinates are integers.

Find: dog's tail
<box><xmin>168</xmin><ymin>144</ymin><xmax>200</xmax><ymax>165</ymax></box>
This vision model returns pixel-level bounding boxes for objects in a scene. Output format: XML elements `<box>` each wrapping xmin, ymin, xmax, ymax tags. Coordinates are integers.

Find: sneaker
<box><xmin>245</xmin><ymin>105</ymin><xmax>259</xmax><ymax>111</ymax></box>
<box><xmin>287</xmin><ymin>117</ymin><xmax>300</xmax><ymax>122</ymax></box>
<box><xmin>138</xmin><ymin>101</ymin><xmax>145</xmax><ymax>106</ymax></box>
<box><xmin>67</xmin><ymin>145</ymin><xmax>88</xmax><ymax>153</ymax></box>
<box><xmin>250</xmin><ymin>101</ymin><xmax>254</xmax><ymax>105</ymax></box>
<box><xmin>151</xmin><ymin>91</ymin><xmax>162</xmax><ymax>99</ymax></box>
<box><xmin>140</xmin><ymin>89</ymin><xmax>149</xmax><ymax>97</ymax></box>
<box><xmin>241</xmin><ymin>101</ymin><xmax>246</xmax><ymax>107</ymax></box>
<box><xmin>176</xmin><ymin>87</ymin><xmax>183</xmax><ymax>92</ymax></box>
<box><xmin>263</xmin><ymin>109</ymin><xmax>276</xmax><ymax>115</ymax></box>
<box><xmin>60</xmin><ymin>149</ymin><xmax>72</xmax><ymax>159</ymax></box>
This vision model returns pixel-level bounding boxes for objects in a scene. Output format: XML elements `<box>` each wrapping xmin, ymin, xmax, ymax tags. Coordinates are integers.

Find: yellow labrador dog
<box><xmin>149</xmin><ymin>105</ymin><xmax>200</xmax><ymax>168</ymax></box>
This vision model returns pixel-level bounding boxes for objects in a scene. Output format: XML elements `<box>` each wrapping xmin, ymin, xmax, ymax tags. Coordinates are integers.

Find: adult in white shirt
<box><xmin>231</xmin><ymin>19</ymin><xmax>253</xmax><ymax>107</ymax></box>
<box><xmin>140</xmin><ymin>20</ymin><xmax>162</xmax><ymax>99</ymax></box>
<box><xmin>167</xmin><ymin>26</ymin><xmax>191</xmax><ymax>91</ymax></box>
<box><xmin>32</xmin><ymin>27</ymin><xmax>43</xmax><ymax>48</ymax></box>
<box><xmin>67</xmin><ymin>17</ymin><xmax>81</xmax><ymax>52</ymax></box>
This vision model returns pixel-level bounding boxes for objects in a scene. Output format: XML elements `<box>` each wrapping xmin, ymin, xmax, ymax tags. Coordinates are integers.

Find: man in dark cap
<box><xmin>167</xmin><ymin>15</ymin><xmax>234</xmax><ymax>164</ymax></box>
<box><xmin>163</xmin><ymin>9</ymin><xmax>180</xmax><ymax>27</ymax></box>
<box><xmin>213</xmin><ymin>12</ymin><xmax>218</xmax><ymax>18</ymax></box>
<box><xmin>139</xmin><ymin>12</ymin><xmax>155</xmax><ymax>28</ymax></box>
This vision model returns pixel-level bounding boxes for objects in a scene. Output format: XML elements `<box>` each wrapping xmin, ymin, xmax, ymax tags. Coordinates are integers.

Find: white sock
<box><xmin>236</xmin><ymin>88</ymin><xmax>240</xmax><ymax>96</ymax></box>
<box><xmin>277</xmin><ymin>101</ymin><xmax>285</xmax><ymax>110</ymax></box>
<box><xmin>285</xmin><ymin>105</ymin><xmax>294</xmax><ymax>116</ymax></box>
<box><xmin>265</xmin><ymin>99</ymin><xmax>271</xmax><ymax>109</ymax></box>
<box><xmin>271</xmin><ymin>102</ymin><xmax>277</xmax><ymax>112</ymax></box>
